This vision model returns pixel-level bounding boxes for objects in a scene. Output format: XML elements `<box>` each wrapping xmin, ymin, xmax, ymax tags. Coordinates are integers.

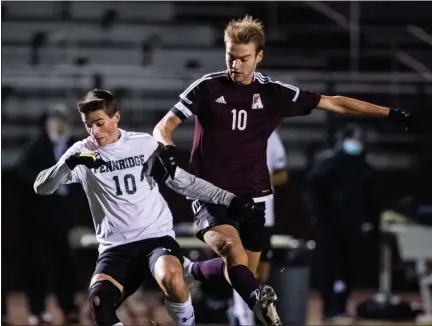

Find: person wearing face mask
<box><xmin>305</xmin><ymin>124</ymin><xmax>376</xmax><ymax>322</ymax></box>
<box><xmin>15</xmin><ymin>104</ymin><xmax>81</xmax><ymax>325</ymax></box>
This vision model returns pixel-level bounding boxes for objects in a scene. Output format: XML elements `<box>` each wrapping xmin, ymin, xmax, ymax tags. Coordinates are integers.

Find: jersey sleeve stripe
<box><xmin>170</xmin><ymin>107</ymin><xmax>188</xmax><ymax>121</ymax></box>
<box><xmin>180</xmin><ymin>71</ymin><xmax>227</xmax><ymax>104</ymax></box>
<box><xmin>254</xmin><ymin>72</ymin><xmax>300</xmax><ymax>102</ymax></box>
<box><xmin>273</xmin><ymin>81</ymin><xmax>300</xmax><ymax>102</ymax></box>
<box><xmin>174</xmin><ymin>101</ymin><xmax>193</xmax><ymax>118</ymax></box>
<box><xmin>179</xmin><ymin>94</ymin><xmax>193</xmax><ymax>105</ymax></box>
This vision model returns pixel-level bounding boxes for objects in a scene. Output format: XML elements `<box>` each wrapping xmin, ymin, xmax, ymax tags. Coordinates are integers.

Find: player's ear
<box><xmin>113</xmin><ymin>111</ymin><xmax>120</xmax><ymax>124</ymax></box>
<box><xmin>256</xmin><ymin>50</ymin><xmax>263</xmax><ymax>64</ymax></box>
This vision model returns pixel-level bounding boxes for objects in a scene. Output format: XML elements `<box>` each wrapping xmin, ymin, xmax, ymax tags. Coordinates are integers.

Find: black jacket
<box><xmin>15</xmin><ymin>132</ymin><xmax>87</xmax><ymax>229</ymax></box>
<box><xmin>305</xmin><ymin>149</ymin><xmax>376</xmax><ymax>226</ymax></box>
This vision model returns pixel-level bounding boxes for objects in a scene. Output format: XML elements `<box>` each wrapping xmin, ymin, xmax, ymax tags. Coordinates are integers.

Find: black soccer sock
<box><xmin>191</xmin><ymin>258</ymin><xmax>226</xmax><ymax>282</ymax></box>
<box><xmin>228</xmin><ymin>264</ymin><xmax>261</xmax><ymax>310</ymax></box>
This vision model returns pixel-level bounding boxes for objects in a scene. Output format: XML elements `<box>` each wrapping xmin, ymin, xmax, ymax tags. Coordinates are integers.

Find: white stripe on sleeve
<box><xmin>174</xmin><ymin>101</ymin><xmax>194</xmax><ymax>118</ymax></box>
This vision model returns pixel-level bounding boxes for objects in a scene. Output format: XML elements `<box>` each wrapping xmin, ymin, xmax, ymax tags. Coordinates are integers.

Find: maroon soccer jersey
<box><xmin>171</xmin><ymin>70</ymin><xmax>321</xmax><ymax>197</ymax></box>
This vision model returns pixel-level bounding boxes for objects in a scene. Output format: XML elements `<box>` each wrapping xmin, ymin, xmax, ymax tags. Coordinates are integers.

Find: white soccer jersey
<box><xmin>34</xmin><ymin>129</ymin><xmax>236</xmax><ymax>254</ymax></box>
<box><xmin>265</xmin><ymin>131</ymin><xmax>287</xmax><ymax>227</ymax></box>
<box><xmin>57</xmin><ymin>129</ymin><xmax>174</xmax><ymax>252</ymax></box>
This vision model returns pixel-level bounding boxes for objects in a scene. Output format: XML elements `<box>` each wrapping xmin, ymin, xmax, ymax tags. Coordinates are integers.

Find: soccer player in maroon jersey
<box><xmin>153</xmin><ymin>16</ymin><xmax>415</xmax><ymax>326</ymax></box>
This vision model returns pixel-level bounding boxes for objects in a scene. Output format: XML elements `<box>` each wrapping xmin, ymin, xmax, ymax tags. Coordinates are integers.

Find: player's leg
<box><xmin>188</xmin><ymin>201</ymin><xmax>281</xmax><ymax>325</ymax></box>
<box><xmin>231</xmin><ymin>249</ymin><xmax>261</xmax><ymax>326</ymax></box>
<box><xmin>239</xmin><ymin>207</ymin><xmax>281</xmax><ymax>326</ymax></box>
<box><xmin>89</xmin><ymin>274</ymin><xmax>124</xmax><ymax>326</ymax></box>
<box><xmin>246</xmin><ymin>250</ymin><xmax>262</xmax><ymax>276</ymax></box>
<box><xmin>198</xmin><ymin>225</ymin><xmax>271</xmax><ymax>321</ymax></box>
<box><xmin>88</xmin><ymin>243</ymin><xmax>137</xmax><ymax>326</ymax></box>
<box><xmin>186</xmin><ymin>201</ymin><xmax>247</xmax><ymax>285</ymax></box>
<box><xmin>231</xmin><ymin>223</ymin><xmax>274</xmax><ymax>325</ymax></box>
<box><xmin>255</xmin><ymin>227</ymin><xmax>274</xmax><ymax>283</ymax></box>
<box><xmin>149</xmin><ymin>236</ymin><xmax>195</xmax><ymax>326</ymax></box>
<box><xmin>234</xmin><ymin>227</ymin><xmax>273</xmax><ymax>325</ymax></box>
<box><xmin>256</xmin><ymin>261</ymin><xmax>271</xmax><ymax>283</ymax></box>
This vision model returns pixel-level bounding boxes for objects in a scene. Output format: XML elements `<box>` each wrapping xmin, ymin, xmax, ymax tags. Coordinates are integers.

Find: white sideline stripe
<box><xmin>79</xmin><ymin>234</ymin><xmax>296</xmax><ymax>249</ymax></box>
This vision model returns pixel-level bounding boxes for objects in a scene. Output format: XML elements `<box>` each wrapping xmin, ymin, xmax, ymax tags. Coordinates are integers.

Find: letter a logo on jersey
<box><xmin>252</xmin><ymin>94</ymin><xmax>264</xmax><ymax>109</ymax></box>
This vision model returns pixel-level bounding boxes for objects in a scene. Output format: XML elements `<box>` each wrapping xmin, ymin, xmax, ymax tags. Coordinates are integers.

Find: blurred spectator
<box><xmin>30</xmin><ymin>32</ymin><xmax>46</xmax><ymax>65</ymax></box>
<box><xmin>15</xmin><ymin>104</ymin><xmax>81</xmax><ymax>325</ymax></box>
<box><xmin>101</xmin><ymin>9</ymin><xmax>117</xmax><ymax>29</ymax></box>
<box><xmin>305</xmin><ymin>124</ymin><xmax>377</xmax><ymax>321</ymax></box>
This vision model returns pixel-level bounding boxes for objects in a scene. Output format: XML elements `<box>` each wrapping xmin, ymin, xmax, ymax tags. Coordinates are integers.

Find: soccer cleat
<box><xmin>253</xmin><ymin>285</ymin><xmax>282</xmax><ymax>326</ymax></box>
<box><xmin>182</xmin><ymin>256</ymin><xmax>195</xmax><ymax>284</ymax></box>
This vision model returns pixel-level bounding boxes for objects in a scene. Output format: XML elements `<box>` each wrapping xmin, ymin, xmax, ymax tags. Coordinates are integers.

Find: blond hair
<box><xmin>224</xmin><ymin>15</ymin><xmax>265</xmax><ymax>53</ymax></box>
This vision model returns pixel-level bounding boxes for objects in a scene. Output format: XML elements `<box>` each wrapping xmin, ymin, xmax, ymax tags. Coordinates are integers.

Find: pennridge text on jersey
<box><xmin>93</xmin><ymin>154</ymin><xmax>146</xmax><ymax>173</ymax></box>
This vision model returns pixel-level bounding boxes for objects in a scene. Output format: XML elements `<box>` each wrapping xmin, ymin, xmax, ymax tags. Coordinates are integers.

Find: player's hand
<box><xmin>388</xmin><ymin>107</ymin><xmax>429</xmax><ymax>131</ymax></box>
<box><xmin>141</xmin><ymin>155</ymin><xmax>170</xmax><ymax>184</ymax></box>
<box><xmin>227</xmin><ymin>196</ymin><xmax>264</xmax><ymax>220</ymax></box>
<box><xmin>157</xmin><ymin>145</ymin><xmax>178</xmax><ymax>180</ymax></box>
<box><xmin>140</xmin><ymin>143</ymin><xmax>177</xmax><ymax>184</ymax></box>
<box><xmin>65</xmin><ymin>153</ymin><xmax>106</xmax><ymax>170</ymax></box>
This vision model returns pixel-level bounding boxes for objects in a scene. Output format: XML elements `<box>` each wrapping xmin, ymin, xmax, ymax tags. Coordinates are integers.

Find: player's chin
<box><xmin>95</xmin><ymin>137</ymin><xmax>107</xmax><ymax>146</ymax></box>
<box><xmin>231</xmin><ymin>73</ymin><xmax>244</xmax><ymax>83</ymax></box>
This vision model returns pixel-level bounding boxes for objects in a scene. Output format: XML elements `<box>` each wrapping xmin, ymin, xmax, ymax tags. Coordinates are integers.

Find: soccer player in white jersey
<box><xmin>33</xmin><ymin>89</ymin><xmax>258</xmax><ymax>326</ymax></box>
<box><xmin>232</xmin><ymin>130</ymin><xmax>288</xmax><ymax>325</ymax></box>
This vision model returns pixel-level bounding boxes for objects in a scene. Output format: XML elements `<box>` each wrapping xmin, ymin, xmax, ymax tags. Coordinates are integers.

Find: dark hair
<box><xmin>337</xmin><ymin>123</ymin><xmax>365</xmax><ymax>143</ymax></box>
<box><xmin>77</xmin><ymin>89</ymin><xmax>118</xmax><ymax>117</ymax></box>
<box><xmin>47</xmin><ymin>103</ymin><xmax>70</xmax><ymax>121</ymax></box>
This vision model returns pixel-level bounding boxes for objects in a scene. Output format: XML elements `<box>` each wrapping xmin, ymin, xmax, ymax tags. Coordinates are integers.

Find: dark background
<box><xmin>2</xmin><ymin>0</ymin><xmax>432</xmax><ymax>296</ymax></box>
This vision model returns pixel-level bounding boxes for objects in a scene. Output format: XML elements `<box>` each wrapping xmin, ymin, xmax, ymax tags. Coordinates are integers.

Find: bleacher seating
<box><xmin>2</xmin><ymin>21</ymin><xmax>217</xmax><ymax>47</ymax></box>
<box><xmin>2</xmin><ymin>1</ymin><xmax>176</xmax><ymax>22</ymax></box>
<box><xmin>2</xmin><ymin>1</ymin><xmax>431</xmax><ymax>170</ymax></box>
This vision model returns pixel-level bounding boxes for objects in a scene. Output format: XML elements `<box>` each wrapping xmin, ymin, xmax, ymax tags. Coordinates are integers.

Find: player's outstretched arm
<box><xmin>164</xmin><ymin>168</ymin><xmax>259</xmax><ymax>217</ymax></box>
<box><xmin>141</xmin><ymin>148</ymin><xmax>235</xmax><ymax>205</ymax></box>
<box><xmin>317</xmin><ymin>95</ymin><xmax>391</xmax><ymax>116</ymax></box>
<box><xmin>316</xmin><ymin>95</ymin><xmax>417</xmax><ymax>129</ymax></box>
<box><xmin>141</xmin><ymin>144</ymin><xmax>233</xmax><ymax>205</ymax></box>
<box><xmin>34</xmin><ymin>153</ymin><xmax>105</xmax><ymax>195</ymax></box>
<box><xmin>142</xmin><ymin>145</ymin><xmax>257</xmax><ymax>214</ymax></box>
<box><xmin>143</xmin><ymin>141</ymin><xmax>235</xmax><ymax>205</ymax></box>
<box><xmin>165</xmin><ymin>167</ymin><xmax>236</xmax><ymax>206</ymax></box>
<box><xmin>34</xmin><ymin>161</ymin><xmax>75</xmax><ymax>195</ymax></box>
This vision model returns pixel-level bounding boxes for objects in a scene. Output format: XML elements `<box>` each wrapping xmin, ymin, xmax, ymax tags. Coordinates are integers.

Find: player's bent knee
<box><xmin>161</xmin><ymin>267</ymin><xmax>184</xmax><ymax>290</ymax></box>
<box><xmin>154</xmin><ymin>256</ymin><xmax>184</xmax><ymax>286</ymax></box>
<box><xmin>156</xmin><ymin>260</ymin><xmax>183</xmax><ymax>286</ymax></box>
<box><xmin>216</xmin><ymin>240</ymin><xmax>234</xmax><ymax>256</ymax></box>
<box><xmin>154</xmin><ymin>256</ymin><xmax>189</xmax><ymax>301</ymax></box>
<box><xmin>216</xmin><ymin>241</ymin><xmax>248</xmax><ymax>265</ymax></box>
<box><xmin>89</xmin><ymin>280</ymin><xmax>122</xmax><ymax>326</ymax></box>
<box><xmin>221</xmin><ymin>240</ymin><xmax>243</xmax><ymax>257</ymax></box>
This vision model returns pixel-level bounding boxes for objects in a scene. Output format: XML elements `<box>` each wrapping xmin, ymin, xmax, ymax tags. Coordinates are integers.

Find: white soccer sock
<box><xmin>233</xmin><ymin>289</ymin><xmax>255</xmax><ymax>325</ymax></box>
<box><xmin>187</xmin><ymin>262</ymin><xmax>195</xmax><ymax>277</ymax></box>
<box><xmin>165</xmin><ymin>294</ymin><xmax>195</xmax><ymax>326</ymax></box>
